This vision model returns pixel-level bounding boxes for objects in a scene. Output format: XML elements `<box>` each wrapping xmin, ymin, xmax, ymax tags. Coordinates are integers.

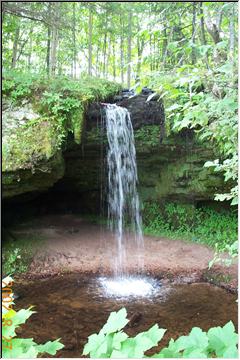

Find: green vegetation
<box><xmin>134</xmin><ymin>126</ymin><xmax>161</xmax><ymax>148</ymax></box>
<box><xmin>2</xmin><ymin>71</ymin><xmax>120</xmax><ymax>172</ymax></box>
<box><xmin>2</xmin><ymin>276</ymin><xmax>64</xmax><ymax>358</ymax></box>
<box><xmin>142</xmin><ymin>202</ymin><xmax>237</xmax><ymax>251</ymax></box>
<box><xmin>83</xmin><ymin>308</ymin><xmax>238</xmax><ymax>358</ymax></box>
<box><xmin>2</xmin><ymin>233</ymin><xmax>44</xmax><ymax>275</ymax></box>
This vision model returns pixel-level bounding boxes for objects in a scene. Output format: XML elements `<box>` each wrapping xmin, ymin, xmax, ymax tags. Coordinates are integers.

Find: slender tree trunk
<box><xmin>106</xmin><ymin>39</ymin><xmax>111</xmax><ymax>79</ymax></box>
<box><xmin>150</xmin><ymin>33</ymin><xmax>153</xmax><ymax>71</ymax></box>
<box><xmin>72</xmin><ymin>2</ymin><xmax>77</xmax><ymax>78</ymax></box>
<box><xmin>229</xmin><ymin>4</ymin><xmax>235</xmax><ymax>63</ymax></box>
<box><xmin>88</xmin><ymin>5</ymin><xmax>93</xmax><ymax>76</ymax></box>
<box><xmin>96</xmin><ymin>44</ymin><xmax>99</xmax><ymax>76</ymax></box>
<box><xmin>120</xmin><ymin>15</ymin><xmax>124</xmax><ymax>85</ymax></box>
<box><xmin>127</xmin><ymin>11</ymin><xmax>132</xmax><ymax>89</ymax></box>
<box><xmin>199</xmin><ymin>2</ymin><xmax>209</xmax><ymax>69</ymax></box>
<box><xmin>46</xmin><ymin>3</ymin><xmax>51</xmax><ymax>76</ymax></box>
<box><xmin>11</xmin><ymin>24</ymin><xmax>20</xmax><ymax>68</ymax></box>
<box><xmin>103</xmin><ymin>33</ymin><xmax>107</xmax><ymax>77</ymax></box>
<box><xmin>136</xmin><ymin>31</ymin><xmax>144</xmax><ymax>82</ymax></box>
<box><xmin>50</xmin><ymin>26</ymin><xmax>58</xmax><ymax>75</ymax></box>
<box><xmin>46</xmin><ymin>26</ymin><xmax>51</xmax><ymax>75</ymax></box>
<box><xmin>27</xmin><ymin>26</ymin><xmax>33</xmax><ymax>69</ymax></box>
<box><xmin>112</xmin><ymin>38</ymin><xmax>116</xmax><ymax>80</ymax></box>
<box><xmin>49</xmin><ymin>2</ymin><xmax>59</xmax><ymax>76</ymax></box>
<box><xmin>191</xmin><ymin>2</ymin><xmax>197</xmax><ymax>65</ymax></box>
<box><xmin>162</xmin><ymin>27</ymin><xmax>168</xmax><ymax>66</ymax></box>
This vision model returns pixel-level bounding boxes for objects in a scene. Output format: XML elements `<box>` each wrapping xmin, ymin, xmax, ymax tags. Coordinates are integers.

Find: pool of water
<box><xmin>14</xmin><ymin>274</ymin><xmax>237</xmax><ymax>358</ymax></box>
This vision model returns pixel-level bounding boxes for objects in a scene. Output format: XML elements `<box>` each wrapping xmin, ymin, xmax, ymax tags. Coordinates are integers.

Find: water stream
<box><xmin>104</xmin><ymin>104</ymin><xmax>143</xmax><ymax>277</ymax></box>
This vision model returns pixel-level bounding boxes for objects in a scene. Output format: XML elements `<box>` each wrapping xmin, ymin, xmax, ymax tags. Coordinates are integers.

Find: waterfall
<box><xmin>104</xmin><ymin>104</ymin><xmax>143</xmax><ymax>275</ymax></box>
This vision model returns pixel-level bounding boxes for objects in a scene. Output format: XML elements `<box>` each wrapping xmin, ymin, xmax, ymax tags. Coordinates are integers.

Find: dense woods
<box><xmin>2</xmin><ymin>2</ymin><xmax>237</xmax><ymax>80</ymax></box>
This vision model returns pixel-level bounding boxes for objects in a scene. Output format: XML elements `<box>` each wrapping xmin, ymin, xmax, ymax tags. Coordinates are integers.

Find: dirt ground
<box><xmin>11</xmin><ymin>214</ymin><xmax>237</xmax><ymax>292</ymax></box>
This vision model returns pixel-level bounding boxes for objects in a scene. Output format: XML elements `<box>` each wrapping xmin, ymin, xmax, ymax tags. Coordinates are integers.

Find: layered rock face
<box><xmin>57</xmin><ymin>93</ymin><xmax>226</xmax><ymax>210</ymax></box>
<box><xmin>2</xmin><ymin>90</ymin><xmax>227</xmax><ymax>211</ymax></box>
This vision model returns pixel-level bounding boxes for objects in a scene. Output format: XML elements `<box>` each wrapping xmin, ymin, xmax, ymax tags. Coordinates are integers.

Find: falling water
<box><xmin>104</xmin><ymin>104</ymin><xmax>143</xmax><ymax>275</ymax></box>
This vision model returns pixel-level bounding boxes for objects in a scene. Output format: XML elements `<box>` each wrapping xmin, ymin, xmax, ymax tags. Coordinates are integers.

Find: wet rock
<box><xmin>127</xmin><ymin>311</ymin><xmax>142</xmax><ymax>327</ymax></box>
<box><xmin>87</xmin><ymin>93</ymin><xmax>165</xmax><ymax>134</ymax></box>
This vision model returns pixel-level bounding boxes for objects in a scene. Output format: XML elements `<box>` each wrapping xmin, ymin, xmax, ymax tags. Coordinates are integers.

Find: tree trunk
<box><xmin>50</xmin><ymin>25</ymin><xmax>58</xmax><ymax>75</ymax></box>
<box><xmin>191</xmin><ymin>2</ymin><xmax>197</xmax><ymax>65</ymax></box>
<box><xmin>136</xmin><ymin>29</ymin><xmax>144</xmax><ymax>82</ymax></box>
<box><xmin>96</xmin><ymin>44</ymin><xmax>99</xmax><ymax>77</ymax></box>
<box><xmin>229</xmin><ymin>4</ymin><xmax>235</xmax><ymax>63</ymax></box>
<box><xmin>11</xmin><ymin>24</ymin><xmax>20</xmax><ymax>68</ymax></box>
<box><xmin>72</xmin><ymin>2</ymin><xmax>77</xmax><ymax>78</ymax></box>
<box><xmin>112</xmin><ymin>38</ymin><xmax>116</xmax><ymax>80</ymax></box>
<box><xmin>88</xmin><ymin>5</ymin><xmax>93</xmax><ymax>76</ymax></box>
<box><xmin>103</xmin><ymin>33</ymin><xmax>107</xmax><ymax>77</ymax></box>
<box><xmin>27</xmin><ymin>26</ymin><xmax>33</xmax><ymax>69</ymax></box>
<box><xmin>49</xmin><ymin>2</ymin><xmax>59</xmax><ymax>76</ymax></box>
<box><xmin>127</xmin><ymin>11</ymin><xmax>132</xmax><ymax>89</ymax></box>
<box><xmin>162</xmin><ymin>27</ymin><xmax>168</xmax><ymax>66</ymax></box>
<box><xmin>120</xmin><ymin>15</ymin><xmax>124</xmax><ymax>85</ymax></box>
<box><xmin>46</xmin><ymin>26</ymin><xmax>51</xmax><ymax>75</ymax></box>
<box><xmin>199</xmin><ymin>2</ymin><xmax>209</xmax><ymax>69</ymax></box>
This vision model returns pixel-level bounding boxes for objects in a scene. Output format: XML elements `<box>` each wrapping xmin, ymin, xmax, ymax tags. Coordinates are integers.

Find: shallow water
<box><xmin>15</xmin><ymin>274</ymin><xmax>237</xmax><ymax>358</ymax></box>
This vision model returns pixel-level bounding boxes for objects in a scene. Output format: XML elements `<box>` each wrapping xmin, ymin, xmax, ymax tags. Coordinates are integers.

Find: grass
<box><xmin>142</xmin><ymin>202</ymin><xmax>237</xmax><ymax>250</ymax></box>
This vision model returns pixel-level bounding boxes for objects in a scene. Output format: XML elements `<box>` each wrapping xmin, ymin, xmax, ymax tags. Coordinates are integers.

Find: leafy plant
<box><xmin>83</xmin><ymin>308</ymin><xmax>238</xmax><ymax>358</ymax></box>
<box><xmin>134</xmin><ymin>126</ymin><xmax>160</xmax><ymax>147</ymax></box>
<box><xmin>2</xmin><ymin>247</ymin><xmax>27</xmax><ymax>275</ymax></box>
<box><xmin>209</xmin><ymin>240</ymin><xmax>238</xmax><ymax>269</ymax></box>
<box><xmin>2</xmin><ymin>276</ymin><xmax>64</xmax><ymax>358</ymax></box>
<box><xmin>142</xmin><ymin>202</ymin><xmax>237</xmax><ymax>251</ymax></box>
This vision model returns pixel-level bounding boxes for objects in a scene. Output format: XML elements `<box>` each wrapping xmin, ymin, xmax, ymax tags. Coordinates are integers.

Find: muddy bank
<box><xmin>10</xmin><ymin>214</ymin><xmax>237</xmax><ymax>292</ymax></box>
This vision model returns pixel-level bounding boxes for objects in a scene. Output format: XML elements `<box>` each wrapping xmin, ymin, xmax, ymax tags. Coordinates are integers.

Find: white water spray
<box><xmin>104</xmin><ymin>104</ymin><xmax>143</xmax><ymax>276</ymax></box>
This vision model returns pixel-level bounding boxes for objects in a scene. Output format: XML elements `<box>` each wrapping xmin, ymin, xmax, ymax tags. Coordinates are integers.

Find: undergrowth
<box><xmin>2</xmin><ymin>233</ymin><xmax>44</xmax><ymax>276</ymax></box>
<box><xmin>142</xmin><ymin>202</ymin><xmax>237</xmax><ymax>251</ymax></box>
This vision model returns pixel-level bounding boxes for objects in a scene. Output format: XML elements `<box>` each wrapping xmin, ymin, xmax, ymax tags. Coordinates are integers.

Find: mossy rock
<box><xmin>2</xmin><ymin>72</ymin><xmax>121</xmax><ymax>198</ymax></box>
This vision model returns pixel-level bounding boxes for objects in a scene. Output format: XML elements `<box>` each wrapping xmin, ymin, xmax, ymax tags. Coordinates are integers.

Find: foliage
<box><xmin>2</xmin><ymin>276</ymin><xmax>64</xmax><ymax>358</ymax></box>
<box><xmin>146</xmin><ymin>60</ymin><xmax>238</xmax><ymax>206</ymax></box>
<box><xmin>209</xmin><ymin>240</ymin><xmax>238</xmax><ymax>269</ymax></box>
<box><xmin>2</xmin><ymin>70</ymin><xmax>121</xmax><ymax>171</ymax></box>
<box><xmin>2</xmin><ymin>247</ymin><xmax>27</xmax><ymax>275</ymax></box>
<box><xmin>2</xmin><ymin>233</ymin><xmax>44</xmax><ymax>275</ymax></box>
<box><xmin>142</xmin><ymin>201</ymin><xmax>237</xmax><ymax>251</ymax></box>
<box><xmin>83</xmin><ymin>308</ymin><xmax>238</xmax><ymax>358</ymax></box>
<box><xmin>134</xmin><ymin>125</ymin><xmax>160</xmax><ymax>147</ymax></box>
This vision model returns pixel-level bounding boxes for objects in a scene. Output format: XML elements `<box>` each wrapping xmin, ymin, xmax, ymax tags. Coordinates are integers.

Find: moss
<box><xmin>2</xmin><ymin>71</ymin><xmax>121</xmax><ymax>198</ymax></box>
<box><xmin>3</xmin><ymin>151</ymin><xmax>65</xmax><ymax>198</ymax></box>
<box><xmin>71</xmin><ymin>108</ymin><xmax>84</xmax><ymax>144</ymax></box>
<box><xmin>2</xmin><ymin>118</ymin><xmax>63</xmax><ymax>172</ymax></box>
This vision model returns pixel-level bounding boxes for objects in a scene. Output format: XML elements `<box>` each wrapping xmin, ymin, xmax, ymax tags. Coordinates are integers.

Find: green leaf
<box><xmin>157</xmin><ymin>339</ymin><xmax>181</xmax><ymax>358</ymax></box>
<box><xmin>175</xmin><ymin>327</ymin><xmax>208</xmax><ymax>352</ymax></box>
<box><xmin>35</xmin><ymin>339</ymin><xmax>64</xmax><ymax>355</ymax></box>
<box><xmin>222</xmin><ymin>345</ymin><xmax>238</xmax><ymax>358</ymax></box>
<box><xmin>207</xmin><ymin>321</ymin><xmax>238</xmax><ymax>357</ymax></box>
<box><xmin>183</xmin><ymin>349</ymin><xmax>207</xmax><ymax>358</ymax></box>
<box><xmin>135</xmin><ymin>325</ymin><xmax>166</xmax><ymax>353</ymax></box>
<box><xmin>83</xmin><ymin>332</ymin><xmax>107</xmax><ymax>356</ymax></box>
<box><xmin>101</xmin><ymin>308</ymin><xmax>129</xmax><ymax>334</ymax></box>
<box><xmin>112</xmin><ymin>331</ymin><xmax>128</xmax><ymax>350</ymax></box>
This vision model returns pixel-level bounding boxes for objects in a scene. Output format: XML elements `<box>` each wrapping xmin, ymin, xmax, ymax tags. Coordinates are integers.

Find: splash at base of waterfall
<box><xmin>99</xmin><ymin>276</ymin><xmax>160</xmax><ymax>298</ymax></box>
